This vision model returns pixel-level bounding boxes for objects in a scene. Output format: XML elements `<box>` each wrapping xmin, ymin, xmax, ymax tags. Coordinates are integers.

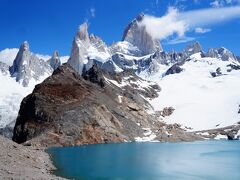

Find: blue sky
<box><xmin>0</xmin><ymin>0</ymin><xmax>239</xmax><ymax>56</ymax></box>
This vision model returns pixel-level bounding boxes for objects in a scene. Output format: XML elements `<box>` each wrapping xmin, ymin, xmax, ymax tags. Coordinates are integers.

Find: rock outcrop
<box><xmin>0</xmin><ymin>62</ymin><xmax>9</xmax><ymax>75</ymax></box>
<box><xmin>82</xmin><ymin>64</ymin><xmax>105</xmax><ymax>87</ymax></box>
<box><xmin>165</xmin><ymin>63</ymin><xmax>183</xmax><ymax>76</ymax></box>
<box><xmin>9</xmin><ymin>41</ymin><xmax>52</xmax><ymax>86</ymax></box>
<box><xmin>122</xmin><ymin>13</ymin><xmax>163</xmax><ymax>56</ymax></box>
<box><xmin>237</xmin><ymin>56</ymin><xmax>240</xmax><ymax>62</ymax></box>
<box><xmin>12</xmin><ymin>64</ymin><xmax>156</xmax><ymax>146</ymax></box>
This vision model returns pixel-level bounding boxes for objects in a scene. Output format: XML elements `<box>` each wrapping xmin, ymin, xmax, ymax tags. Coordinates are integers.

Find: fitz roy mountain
<box><xmin>0</xmin><ymin>13</ymin><xmax>240</xmax><ymax>145</ymax></box>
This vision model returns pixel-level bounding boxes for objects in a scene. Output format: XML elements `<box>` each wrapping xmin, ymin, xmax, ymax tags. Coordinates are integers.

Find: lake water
<box><xmin>48</xmin><ymin>141</ymin><xmax>240</xmax><ymax>180</ymax></box>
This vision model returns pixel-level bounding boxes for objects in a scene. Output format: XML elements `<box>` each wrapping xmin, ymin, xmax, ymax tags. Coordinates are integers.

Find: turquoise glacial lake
<box><xmin>47</xmin><ymin>141</ymin><xmax>240</xmax><ymax>180</ymax></box>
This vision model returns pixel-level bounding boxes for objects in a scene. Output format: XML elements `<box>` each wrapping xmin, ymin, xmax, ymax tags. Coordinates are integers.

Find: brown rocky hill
<box><xmin>12</xmin><ymin>64</ymin><xmax>201</xmax><ymax>147</ymax></box>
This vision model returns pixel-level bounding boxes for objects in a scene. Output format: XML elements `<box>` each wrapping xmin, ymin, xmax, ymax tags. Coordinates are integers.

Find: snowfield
<box><xmin>0</xmin><ymin>71</ymin><xmax>49</xmax><ymax>128</ymax></box>
<box><xmin>145</xmin><ymin>54</ymin><xmax>240</xmax><ymax>131</ymax></box>
<box><xmin>0</xmin><ymin>48</ymin><xmax>19</xmax><ymax>66</ymax></box>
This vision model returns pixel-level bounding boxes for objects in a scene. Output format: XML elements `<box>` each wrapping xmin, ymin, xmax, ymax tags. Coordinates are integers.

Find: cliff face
<box><xmin>122</xmin><ymin>13</ymin><xmax>163</xmax><ymax>56</ymax></box>
<box><xmin>67</xmin><ymin>23</ymin><xmax>90</xmax><ymax>75</ymax></box>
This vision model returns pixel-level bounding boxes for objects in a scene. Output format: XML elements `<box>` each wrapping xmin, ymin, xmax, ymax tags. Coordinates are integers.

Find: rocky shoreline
<box><xmin>0</xmin><ymin>135</ymin><xmax>65</xmax><ymax>180</ymax></box>
<box><xmin>1</xmin><ymin>125</ymin><xmax>239</xmax><ymax>179</ymax></box>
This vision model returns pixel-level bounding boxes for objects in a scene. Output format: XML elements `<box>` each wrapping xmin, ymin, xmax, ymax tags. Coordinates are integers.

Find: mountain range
<box><xmin>0</xmin><ymin>13</ymin><xmax>240</xmax><ymax>144</ymax></box>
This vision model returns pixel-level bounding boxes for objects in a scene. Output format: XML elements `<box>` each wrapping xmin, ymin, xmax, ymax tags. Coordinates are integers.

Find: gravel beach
<box><xmin>0</xmin><ymin>135</ymin><xmax>65</xmax><ymax>180</ymax></box>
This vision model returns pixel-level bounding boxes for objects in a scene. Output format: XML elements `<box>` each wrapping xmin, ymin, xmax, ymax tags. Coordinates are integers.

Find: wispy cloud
<box><xmin>90</xmin><ymin>8</ymin><xmax>95</xmax><ymax>18</ymax></box>
<box><xmin>210</xmin><ymin>0</ymin><xmax>240</xmax><ymax>8</ymax></box>
<box><xmin>195</xmin><ymin>27</ymin><xmax>211</xmax><ymax>33</ymax></box>
<box><xmin>180</xmin><ymin>6</ymin><xmax>240</xmax><ymax>27</ymax></box>
<box><xmin>140</xmin><ymin>6</ymin><xmax>240</xmax><ymax>42</ymax></box>
<box><xmin>174</xmin><ymin>0</ymin><xmax>200</xmax><ymax>9</ymax></box>
<box><xmin>85</xmin><ymin>7</ymin><xmax>96</xmax><ymax>22</ymax></box>
<box><xmin>166</xmin><ymin>36</ymin><xmax>195</xmax><ymax>45</ymax></box>
<box><xmin>210</xmin><ymin>0</ymin><xmax>225</xmax><ymax>8</ymax></box>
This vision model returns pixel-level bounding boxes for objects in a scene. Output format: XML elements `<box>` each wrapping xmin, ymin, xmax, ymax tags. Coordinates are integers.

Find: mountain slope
<box><xmin>0</xmin><ymin>48</ymin><xmax>19</xmax><ymax>66</ymax></box>
<box><xmin>0</xmin><ymin>43</ymin><xmax>55</xmax><ymax>137</ymax></box>
<box><xmin>143</xmin><ymin>53</ymin><xmax>240</xmax><ymax>131</ymax></box>
<box><xmin>0</xmin><ymin>64</ymin><xmax>49</xmax><ymax>137</ymax></box>
<box><xmin>12</xmin><ymin>64</ymin><xmax>202</xmax><ymax>146</ymax></box>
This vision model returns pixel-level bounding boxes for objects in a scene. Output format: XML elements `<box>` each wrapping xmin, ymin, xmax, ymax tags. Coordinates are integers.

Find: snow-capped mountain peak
<box><xmin>9</xmin><ymin>41</ymin><xmax>52</xmax><ymax>87</ymax></box>
<box><xmin>48</xmin><ymin>51</ymin><xmax>61</xmax><ymax>70</ymax></box>
<box><xmin>68</xmin><ymin>23</ymin><xmax>111</xmax><ymax>75</ymax></box>
<box><xmin>207</xmin><ymin>47</ymin><xmax>238</xmax><ymax>63</ymax></box>
<box><xmin>68</xmin><ymin>23</ymin><xmax>91</xmax><ymax>74</ymax></box>
<box><xmin>184</xmin><ymin>41</ymin><xmax>203</xmax><ymax>57</ymax></box>
<box><xmin>77</xmin><ymin>22</ymin><xmax>90</xmax><ymax>43</ymax></box>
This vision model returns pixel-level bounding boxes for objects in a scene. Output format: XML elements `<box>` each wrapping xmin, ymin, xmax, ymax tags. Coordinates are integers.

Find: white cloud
<box><xmin>180</xmin><ymin>6</ymin><xmax>240</xmax><ymax>27</ymax></box>
<box><xmin>90</xmin><ymin>8</ymin><xmax>95</xmax><ymax>18</ymax></box>
<box><xmin>140</xmin><ymin>6</ymin><xmax>240</xmax><ymax>41</ymax></box>
<box><xmin>167</xmin><ymin>36</ymin><xmax>195</xmax><ymax>45</ymax></box>
<box><xmin>140</xmin><ymin>8</ymin><xmax>187</xmax><ymax>40</ymax></box>
<box><xmin>195</xmin><ymin>27</ymin><xmax>212</xmax><ymax>33</ymax></box>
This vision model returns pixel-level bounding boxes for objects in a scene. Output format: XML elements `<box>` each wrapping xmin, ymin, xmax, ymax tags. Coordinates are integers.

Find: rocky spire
<box><xmin>122</xmin><ymin>13</ymin><xmax>163</xmax><ymax>56</ymax></box>
<box><xmin>68</xmin><ymin>23</ymin><xmax>90</xmax><ymax>75</ymax></box>
<box><xmin>9</xmin><ymin>41</ymin><xmax>52</xmax><ymax>87</ymax></box>
<box><xmin>89</xmin><ymin>34</ymin><xmax>109</xmax><ymax>53</ymax></box>
<box><xmin>183</xmin><ymin>41</ymin><xmax>203</xmax><ymax>57</ymax></box>
<box><xmin>48</xmin><ymin>51</ymin><xmax>61</xmax><ymax>70</ymax></box>
<box><xmin>207</xmin><ymin>47</ymin><xmax>237</xmax><ymax>61</ymax></box>
<box><xmin>10</xmin><ymin>41</ymin><xmax>30</xmax><ymax>76</ymax></box>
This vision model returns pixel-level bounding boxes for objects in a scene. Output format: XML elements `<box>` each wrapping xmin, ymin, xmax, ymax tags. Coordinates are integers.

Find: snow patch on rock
<box><xmin>135</xmin><ymin>128</ymin><xmax>157</xmax><ymax>142</ymax></box>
